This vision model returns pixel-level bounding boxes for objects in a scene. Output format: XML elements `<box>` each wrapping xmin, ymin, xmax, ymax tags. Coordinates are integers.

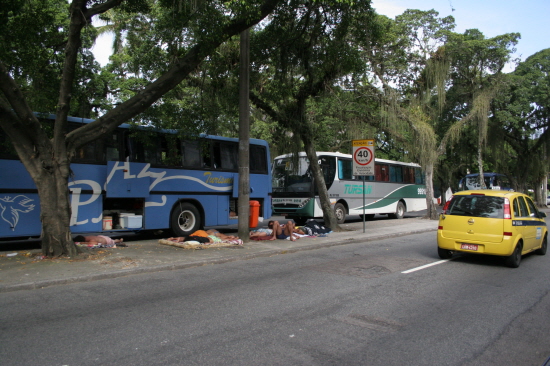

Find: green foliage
<box><xmin>489</xmin><ymin>49</ymin><xmax>550</xmax><ymax>191</ymax></box>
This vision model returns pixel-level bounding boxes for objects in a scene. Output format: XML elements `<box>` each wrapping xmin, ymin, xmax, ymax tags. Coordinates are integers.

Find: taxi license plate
<box><xmin>461</xmin><ymin>244</ymin><xmax>478</xmax><ymax>251</ymax></box>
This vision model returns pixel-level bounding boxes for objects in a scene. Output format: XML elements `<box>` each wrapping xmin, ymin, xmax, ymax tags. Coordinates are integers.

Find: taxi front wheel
<box><xmin>505</xmin><ymin>242</ymin><xmax>523</xmax><ymax>268</ymax></box>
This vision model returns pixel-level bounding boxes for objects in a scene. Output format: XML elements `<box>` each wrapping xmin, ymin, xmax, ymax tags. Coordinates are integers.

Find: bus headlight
<box><xmin>298</xmin><ymin>198</ymin><xmax>311</xmax><ymax>208</ymax></box>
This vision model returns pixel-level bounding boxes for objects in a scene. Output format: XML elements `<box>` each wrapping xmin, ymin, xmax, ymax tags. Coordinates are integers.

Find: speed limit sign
<box><xmin>352</xmin><ymin>139</ymin><xmax>375</xmax><ymax>176</ymax></box>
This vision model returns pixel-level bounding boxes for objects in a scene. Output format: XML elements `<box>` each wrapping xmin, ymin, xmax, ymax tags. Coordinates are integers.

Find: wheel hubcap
<box><xmin>178</xmin><ymin>211</ymin><xmax>195</xmax><ymax>231</ymax></box>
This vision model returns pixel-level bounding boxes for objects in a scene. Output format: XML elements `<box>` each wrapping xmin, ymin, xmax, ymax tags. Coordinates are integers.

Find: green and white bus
<box><xmin>271</xmin><ymin>152</ymin><xmax>427</xmax><ymax>224</ymax></box>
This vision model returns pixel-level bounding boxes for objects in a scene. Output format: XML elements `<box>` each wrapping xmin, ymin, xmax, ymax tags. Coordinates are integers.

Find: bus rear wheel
<box><xmin>171</xmin><ymin>202</ymin><xmax>201</xmax><ymax>237</ymax></box>
<box><xmin>389</xmin><ymin>201</ymin><xmax>405</xmax><ymax>219</ymax></box>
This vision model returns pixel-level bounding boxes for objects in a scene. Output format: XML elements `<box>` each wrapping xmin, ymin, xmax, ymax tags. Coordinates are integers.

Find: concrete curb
<box><xmin>0</xmin><ymin>227</ymin><xmax>437</xmax><ymax>293</ymax></box>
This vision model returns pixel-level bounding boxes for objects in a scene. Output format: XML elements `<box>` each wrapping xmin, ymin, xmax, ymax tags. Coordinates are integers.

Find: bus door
<box><xmin>104</xmin><ymin>161</ymin><xmax>150</xmax><ymax>230</ymax></box>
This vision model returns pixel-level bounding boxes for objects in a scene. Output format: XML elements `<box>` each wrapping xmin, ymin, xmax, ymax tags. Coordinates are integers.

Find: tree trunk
<box><xmin>36</xmin><ymin>162</ymin><xmax>79</xmax><ymax>257</ymax></box>
<box><xmin>238</xmin><ymin>29</ymin><xmax>251</xmax><ymax>243</ymax></box>
<box><xmin>424</xmin><ymin>162</ymin><xmax>439</xmax><ymax>220</ymax></box>
<box><xmin>477</xmin><ymin>141</ymin><xmax>486</xmax><ymax>189</ymax></box>
<box><xmin>301</xmin><ymin>135</ymin><xmax>341</xmax><ymax>231</ymax></box>
<box><xmin>534</xmin><ymin>177</ymin><xmax>544</xmax><ymax>207</ymax></box>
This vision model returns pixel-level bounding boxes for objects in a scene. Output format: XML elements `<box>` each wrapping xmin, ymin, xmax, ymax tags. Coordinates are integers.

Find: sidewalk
<box><xmin>0</xmin><ymin>217</ymin><xmax>437</xmax><ymax>293</ymax></box>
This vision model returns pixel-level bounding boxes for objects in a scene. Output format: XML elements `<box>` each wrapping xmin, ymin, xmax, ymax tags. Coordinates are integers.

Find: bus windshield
<box><xmin>272</xmin><ymin>155</ymin><xmax>337</xmax><ymax>194</ymax></box>
<box><xmin>272</xmin><ymin>156</ymin><xmax>313</xmax><ymax>194</ymax></box>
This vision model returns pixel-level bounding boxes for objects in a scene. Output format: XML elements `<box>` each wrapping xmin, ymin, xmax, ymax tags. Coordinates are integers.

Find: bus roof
<box><xmin>273</xmin><ymin>152</ymin><xmax>421</xmax><ymax>168</ymax></box>
<box><xmin>36</xmin><ymin>113</ymin><xmax>268</xmax><ymax>146</ymax></box>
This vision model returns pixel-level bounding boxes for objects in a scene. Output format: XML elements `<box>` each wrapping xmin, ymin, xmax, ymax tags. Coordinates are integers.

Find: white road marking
<box><xmin>401</xmin><ymin>259</ymin><xmax>450</xmax><ymax>274</ymax></box>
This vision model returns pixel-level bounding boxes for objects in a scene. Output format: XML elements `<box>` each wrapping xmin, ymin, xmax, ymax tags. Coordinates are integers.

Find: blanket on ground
<box><xmin>250</xmin><ymin>235</ymin><xmax>273</xmax><ymax>241</ymax></box>
<box><xmin>158</xmin><ymin>238</ymin><xmax>243</xmax><ymax>249</ymax></box>
<box><xmin>301</xmin><ymin>220</ymin><xmax>332</xmax><ymax>236</ymax></box>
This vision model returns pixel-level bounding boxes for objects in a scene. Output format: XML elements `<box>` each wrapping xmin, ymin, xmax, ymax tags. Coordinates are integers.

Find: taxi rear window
<box><xmin>447</xmin><ymin>196</ymin><xmax>504</xmax><ymax>218</ymax></box>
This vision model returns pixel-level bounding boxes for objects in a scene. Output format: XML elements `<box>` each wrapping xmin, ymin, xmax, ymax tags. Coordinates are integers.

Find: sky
<box><xmin>92</xmin><ymin>0</ymin><xmax>550</xmax><ymax>70</ymax></box>
<box><xmin>371</xmin><ymin>0</ymin><xmax>550</xmax><ymax>71</ymax></box>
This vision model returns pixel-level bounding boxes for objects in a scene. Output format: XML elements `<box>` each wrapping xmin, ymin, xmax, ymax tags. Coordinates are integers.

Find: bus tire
<box><xmin>334</xmin><ymin>202</ymin><xmax>346</xmax><ymax>224</ymax></box>
<box><xmin>171</xmin><ymin>202</ymin><xmax>201</xmax><ymax>237</ymax></box>
<box><xmin>389</xmin><ymin>201</ymin><xmax>405</xmax><ymax>219</ymax></box>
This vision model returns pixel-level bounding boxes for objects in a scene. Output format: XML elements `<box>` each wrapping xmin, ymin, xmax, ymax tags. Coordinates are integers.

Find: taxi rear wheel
<box><xmin>505</xmin><ymin>242</ymin><xmax>523</xmax><ymax>268</ymax></box>
<box><xmin>535</xmin><ymin>235</ymin><xmax>547</xmax><ymax>255</ymax></box>
<box><xmin>437</xmin><ymin>247</ymin><xmax>453</xmax><ymax>259</ymax></box>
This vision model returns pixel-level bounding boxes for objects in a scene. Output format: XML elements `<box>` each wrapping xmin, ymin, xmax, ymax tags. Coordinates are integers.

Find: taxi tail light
<box><xmin>504</xmin><ymin>232</ymin><xmax>513</xmax><ymax>236</ymax></box>
<box><xmin>442</xmin><ymin>200</ymin><xmax>452</xmax><ymax>214</ymax></box>
<box><xmin>503</xmin><ymin>198</ymin><xmax>511</xmax><ymax>219</ymax></box>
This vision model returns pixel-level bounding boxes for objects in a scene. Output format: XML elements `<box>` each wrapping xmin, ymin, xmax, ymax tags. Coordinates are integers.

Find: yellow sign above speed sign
<box><xmin>352</xmin><ymin>139</ymin><xmax>375</xmax><ymax>176</ymax></box>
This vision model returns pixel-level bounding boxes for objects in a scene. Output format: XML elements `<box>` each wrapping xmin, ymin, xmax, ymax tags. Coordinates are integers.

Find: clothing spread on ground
<box><xmin>249</xmin><ymin>221</ymin><xmax>332</xmax><ymax>240</ymax></box>
<box><xmin>301</xmin><ymin>220</ymin><xmax>332</xmax><ymax>236</ymax></box>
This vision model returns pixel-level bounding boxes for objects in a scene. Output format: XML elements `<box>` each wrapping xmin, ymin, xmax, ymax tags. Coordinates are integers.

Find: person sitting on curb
<box><xmin>73</xmin><ymin>235</ymin><xmax>126</xmax><ymax>248</ymax></box>
<box><xmin>267</xmin><ymin>220</ymin><xmax>301</xmax><ymax>241</ymax></box>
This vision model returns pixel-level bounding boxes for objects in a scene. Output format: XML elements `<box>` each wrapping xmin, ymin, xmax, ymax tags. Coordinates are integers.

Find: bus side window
<box><xmin>70</xmin><ymin>122</ymin><xmax>114</xmax><ymax>164</ymax></box>
<box><xmin>126</xmin><ymin>131</ymin><xmax>161</xmax><ymax>164</ymax></box>
<box><xmin>105</xmin><ymin>131</ymin><xmax>121</xmax><ymax>161</ymax></box>
<box><xmin>415</xmin><ymin>168</ymin><xmax>424</xmax><ymax>184</ymax></box>
<box><xmin>212</xmin><ymin>141</ymin><xmax>238</xmax><ymax>171</ymax></box>
<box><xmin>159</xmin><ymin>134</ymin><xmax>182</xmax><ymax>167</ymax></box>
<box><xmin>376</xmin><ymin>164</ymin><xmax>389</xmax><ymax>182</ymax></box>
<box><xmin>338</xmin><ymin>159</ymin><xmax>354</xmax><ymax>180</ymax></box>
<box><xmin>319</xmin><ymin>156</ymin><xmax>336</xmax><ymax>187</ymax></box>
<box><xmin>404</xmin><ymin>167</ymin><xmax>415</xmax><ymax>183</ymax></box>
<box><xmin>182</xmin><ymin>140</ymin><xmax>202</xmax><ymax>168</ymax></box>
<box><xmin>200</xmin><ymin>139</ymin><xmax>213</xmax><ymax>168</ymax></box>
<box><xmin>250</xmin><ymin>145</ymin><xmax>268</xmax><ymax>174</ymax></box>
<box><xmin>390</xmin><ymin>165</ymin><xmax>403</xmax><ymax>183</ymax></box>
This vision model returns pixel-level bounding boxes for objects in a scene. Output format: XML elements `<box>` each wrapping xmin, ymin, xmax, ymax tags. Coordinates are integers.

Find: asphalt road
<box><xmin>1</xmin><ymin>230</ymin><xmax>549</xmax><ymax>366</ymax></box>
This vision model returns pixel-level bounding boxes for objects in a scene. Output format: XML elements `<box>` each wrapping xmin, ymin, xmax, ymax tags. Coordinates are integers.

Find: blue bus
<box><xmin>0</xmin><ymin>114</ymin><xmax>272</xmax><ymax>239</ymax></box>
<box><xmin>458</xmin><ymin>173</ymin><xmax>513</xmax><ymax>191</ymax></box>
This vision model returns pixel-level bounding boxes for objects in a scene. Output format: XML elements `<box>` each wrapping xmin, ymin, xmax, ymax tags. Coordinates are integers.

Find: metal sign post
<box><xmin>352</xmin><ymin>139</ymin><xmax>375</xmax><ymax>233</ymax></box>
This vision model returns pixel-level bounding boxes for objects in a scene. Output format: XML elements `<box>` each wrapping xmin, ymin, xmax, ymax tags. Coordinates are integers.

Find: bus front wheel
<box><xmin>334</xmin><ymin>202</ymin><xmax>346</xmax><ymax>224</ymax></box>
<box><xmin>171</xmin><ymin>202</ymin><xmax>201</xmax><ymax>237</ymax></box>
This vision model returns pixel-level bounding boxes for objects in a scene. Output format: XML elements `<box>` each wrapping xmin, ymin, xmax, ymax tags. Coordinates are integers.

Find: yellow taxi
<box><xmin>437</xmin><ymin>190</ymin><xmax>547</xmax><ymax>267</ymax></box>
